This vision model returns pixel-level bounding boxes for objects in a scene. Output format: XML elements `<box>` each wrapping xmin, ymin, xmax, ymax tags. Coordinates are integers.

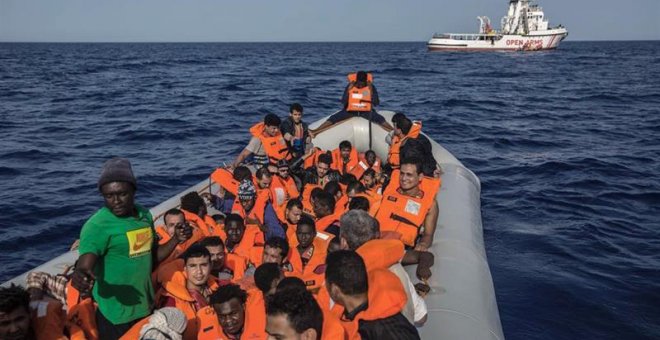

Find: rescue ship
<box><xmin>427</xmin><ymin>0</ymin><xmax>568</xmax><ymax>51</ymax></box>
<box><xmin>3</xmin><ymin>111</ymin><xmax>505</xmax><ymax>340</ymax></box>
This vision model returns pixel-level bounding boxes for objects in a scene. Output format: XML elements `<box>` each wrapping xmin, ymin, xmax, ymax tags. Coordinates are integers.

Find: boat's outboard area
<box><xmin>3</xmin><ymin>110</ymin><xmax>503</xmax><ymax>340</ymax></box>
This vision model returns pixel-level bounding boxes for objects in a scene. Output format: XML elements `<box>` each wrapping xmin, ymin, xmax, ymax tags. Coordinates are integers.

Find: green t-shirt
<box><xmin>79</xmin><ymin>204</ymin><xmax>155</xmax><ymax>325</ymax></box>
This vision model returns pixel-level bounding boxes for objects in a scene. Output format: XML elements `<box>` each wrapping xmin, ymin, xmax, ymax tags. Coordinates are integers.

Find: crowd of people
<box><xmin>1</xmin><ymin>72</ymin><xmax>443</xmax><ymax>340</ymax></box>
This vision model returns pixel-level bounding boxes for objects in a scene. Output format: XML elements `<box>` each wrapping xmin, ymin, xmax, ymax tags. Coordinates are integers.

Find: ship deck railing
<box><xmin>432</xmin><ymin>33</ymin><xmax>503</xmax><ymax>41</ymax></box>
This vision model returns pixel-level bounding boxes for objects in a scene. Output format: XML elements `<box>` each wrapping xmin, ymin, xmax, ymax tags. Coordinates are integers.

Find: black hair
<box><xmin>356</xmin><ymin>71</ymin><xmax>368</xmax><ymax>83</ymax></box>
<box><xmin>163</xmin><ymin>208</ymin><xmax>184</xmax><ymax>223</ymax></box>
<box><xmin>290</xmin><ymin>103</ymin><xmax>303</xmax><ymax>113</ymax></box>
<box><xmin>297</xmin><ymin>215</ymin><xmax>316</xmax><ymax>232</ymax></box>
<box><xmin>0</xmin><ymin>284</ymin><xmax>29</xmax><ymax>314</ymax></box>
<box><xmin>398</xmin><ymin>117</ymin><xmax>413</xmax><ymax>135</ymax></box>
<box><xmin>255</xmin><ymin>263</ymin><xmax>282</xmax><ymax>294</ymax></box>
<box><xmin>362</xmin><ymin>168</ymin><xmax>376</xmax><ymax>179</ymax></box>
<box><xmin>340</xmin><ymin>173</ymin><xmax>357</xmax><ymax>185</ymax></box>
<box><xmin>348</xmin><ymin>197</ymin><xmax>370</xmax><ymax>212</ymax></box>
<box><xmin>180</xmin><ymin>192</ymin><xmax>204</xmax><ymax>213</ymax></box>
<box><xmin>317</xmin><ymin>153</ymin><xmax>332</xmax><ymax>166</ymax></box>
<box><xmin>210</xmin><ymin>283</ymin><xmax>247</xmax><ymax>305</ymax></box>
<box><xmin>339</xmin><ymin>140</ymin><xmax>352</xmax><ymax>150</ymax></box>
<box><xmin>286</xmin><ymin>198</ymin><xmax>303</xmax><ymax>210</ymax></box>
<box><xmin>400</xmin><ymin>156</ymin><xmax>424</xmax><ymax>175</ymax></box>
<box><xmin>365</xmin><ymin>150</ymin><xmax>376</xmax><ymax>158</ymax></box>
<box><xmin>266</xmin><ymin>287</ymin><xmax>323</xmax><ymax>337</ymax></box>
<box><xmin>233</xmin><ymin>166</ymin><xmax>253</xmax><ymax>181</ymax></box>
<box><xmin>264</xmin><ymin>113</ymin><xmax>282</xmax><ymax>127</ymax></box>
<box><xmin>276</xmin><ymin>276</ymin><xmax>307</xmax><ymax>292</ymax></box>
<box><xmin>265</xmin><ymin>236</ymin><xmax>289</xmax><ymax>259</ymax></box>
<box><xmin>346</xmin><ymin>181</ymin><xmax>365</xmax><ymax>194</ymax></box>
<box><xmin>323</xmin><ymin>181</ymin><xmax>341</xmax><ymax>197</ymax></box>
<box><xmin>199</xmin><ymin>236</ymin><xmax>225</xmax><ymax>249</ymax></box>
<box><xmin>313</xmin><ymin>192</ymin><xmax>335</xmax><ymax>215</ymax></box>
<box><xmin>224</xmin><ymin>213</ymin><xmax>245</xmax><ymax>228</ymax></box>
<box><xmin>255</xmin><ymin>166</ymin><xmax>272</xmax><ymax>180</ymax></box>
<box><xmin>181</xmin><ymin>243</ymin><xmax>211</xmax><ymax>264</ymax></box>
<box><xmin>325</xmin><ymin>250</ymin><xmax>368</xmax><ymax>295</ymax></box>
<box><xmin>310</xmin><ymin>188</ymin><xmax>324</xmax><ymax>201</ymax></box>
<box><xmin>391</xmin><ymin>112</ymin><xmax>406</xmax><ymax>126</ymax></box>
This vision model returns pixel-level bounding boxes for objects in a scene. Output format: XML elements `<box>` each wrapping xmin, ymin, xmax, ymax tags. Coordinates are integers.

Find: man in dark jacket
<box><xmin>396</xmin><ymin>116</ymin><xmax>438</xmax><ymax>177</ymax></box>
<box><xmin>280</xmin><ymin>103</ymin><xmax>312</xmax><ymax>159</ymax></box>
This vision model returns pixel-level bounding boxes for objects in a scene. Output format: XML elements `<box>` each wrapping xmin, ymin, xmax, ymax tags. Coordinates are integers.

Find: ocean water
<box><xmin>1</xmin><ymin>41</ymin><xmax>659</xmax><ymax>339</ymax></box>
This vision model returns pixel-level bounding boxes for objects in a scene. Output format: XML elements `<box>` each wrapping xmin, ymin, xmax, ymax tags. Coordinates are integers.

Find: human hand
<box><xmin>414</xmin><ymin>282</ymin><xmax>431</xmax><ymax>298</ymax></box>
<box><xmin>416</xmin><ymin>251</ymin><xmax>434</xmax><ymax>281</ymax></box>
<box><xmin>175</xmin><ymin>222</ymin><xmax>193</xmax><ymax>244</ymax></box>
<box><xmin>71</xmin><ymin>268</ymin><xmax>95</xmax><ymax>296</ymax></box>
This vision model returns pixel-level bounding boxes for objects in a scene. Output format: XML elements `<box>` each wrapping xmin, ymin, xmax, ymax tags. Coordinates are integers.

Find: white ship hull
<box><xmin>428</xmin><ymin>28</ymin><xmax>568</xmax><ymax>51</ymax></box>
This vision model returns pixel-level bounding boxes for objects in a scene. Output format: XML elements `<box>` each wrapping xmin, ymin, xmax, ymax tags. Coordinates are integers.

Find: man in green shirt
<box><xmin>72</xmin><ymin>158</ymin><xmax>191</xmax><ymax>340</ymax></box>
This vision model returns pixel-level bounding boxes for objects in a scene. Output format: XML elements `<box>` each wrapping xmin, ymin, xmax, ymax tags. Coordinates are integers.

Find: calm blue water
<box><xmin>1</xmin><ymin>41</ymin><xmax>659</xmax><ymax>339</ymax></box>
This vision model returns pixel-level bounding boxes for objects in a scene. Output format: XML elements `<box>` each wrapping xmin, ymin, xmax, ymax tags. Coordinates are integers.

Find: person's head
<box><xmin>266</xmin><ymin>287</ymin><xmax>323</xmax><ymax>340</ymax></box>
<box><xmin>391</xmin><ymin>112</ymin><xmax>406</xmax><ymax>129</ymax></box>
<box><xmin>339</xmin><ymin>210</ymin><xmax>379</xmax><ymax>250</ymax></box>
<box><xmin>356</xmin><ymin>71</ymin><xmax>368</xmax><ymax>87</ymax></box>
<box><xmin>325</xmin><ymin>251</ymin><xmax>368</xmax><ymax>307</ymax></box>
<box><xmin>237</xmin><ymin>180</ymin><xmax>257</xmax><ymax>212</ymax></box>
<box><xmin>339</xmin><ymin>141</ymin><xmax>352</xmax><ymax>160</ymax></box>
<box><xmin>163</xmin><ymin>208</ymin><xmax>185</xmax><ymax>237</ymax></box>
<box><xmin>289</xmin><ymin>103</ymin><xmax>303</xmax><ymax>124</ymax></box>
<box><xmin>98</xmin><ymin>157</ymin><xmax>137</xmax><ymax>217</ymax></box>
<box><xmin>210</xmin><ymin>284</ymin><xmax>248</xmax><ymax>337</ymax></box>
<box><xmin>224</xmin><ymin>214</ymin><xmax>246</xmax><ymax>246</ymax></box>
<box><xmin>264</xmin><ymin>114</ymin><xmax>282</xmax><ymax>137</ymax></box>
<box><xmin>348</xmin><ymin>196</ymin><xmax>369</xmax><ymax>212</ymax></box>
<box><xmin>339</xmin><ymin>173</ymin><xmax>357</xmax><ymax>186</ymax></box>
<box><xmin>327</xmin><ymin>236</ymin><xmax>342</xmax><ymax>254</ymax></box>
<box><xmin>255</xmin><ymin>167</ymin><xmax>272</xmax><ymax>190</ymax></box>
<box><xmin>361</xmin><ymin>169</ymin><xmax>376</xmax><ymax>188</ymax></box>
<box><xmin>255</xmin><ymin>263</ymin><xmax>284</xmax><ymax>297</ymax></box>
<box><xmin>396</xmin><ymin>117</ymin><xmax>413</xmax><ymax>136</ymax></box>
<box><xmin>296</xmin><ymin>215</ymin><xmax>316</xmax><ymax>250</ymax></box>
<box><xmin>276</xmin><ymin>277</ymin><xmax>307</xmax><ymax>293</ymax></box>
<box><xmin>277</xmin><ymin>159</ymin><xmax>290</xmax><ymax>179</ymax></box>
<box><xmin>181</xmin><ymin>244</ymin><xmax>211</xmax><ymax>289</ymax></box>
<box><xmin>323</xmin><ymin>181</ymin><xmax>342</xmax><ymax>201</ymax></box>
<box><xmin>309</xmin><ymin>188</ymin><xmax>324</xmax><ymax>207</ymax></box>
<box><xmin>200</xmin><ymin>236</ymin><xmax>226</xmax><ymax>273</ymax></box>
<box><xmin>399</xmin><ymin>158</ymin><xmax>424</xmax><ymax>191</ymax></box>
<box><xmin>365</xmin><ymin>150</ymin><xmax>377</xmax><ymax>166</ymax></box>
<box><xmin>263</xmin><ymin>237</ymin><xmax>289</xmax><ymax>265</ymax></box>
<box><xmin>285</xmin><ymin>199</ymin><xmax>303</xmax><ymax>225</ymax></box>
<box><xmin>233</xmin><ymin>166</ymin><xmax>253</xmax><ymax>182</ymax></box>
<box><xmin>0</xmin><ymin>285</ymin><xmax>31</xmax><ymax>340</ymax></box>
<box><xmin>316</xmin><ymin>153</ymin><xmax>332</xmax><ymax>178</ymax></box>
<box><xmin>181</xmin><ymin>191</ymin><xmax>207</xmax><ymax>217</ymax></box>
<box><xmin>312</xmin><ymin>192</ymin><xmax>335</xmax><ymax>218</ymax></box>
<box><xmin>346</xmin><ymin>181</ymin><xmax>366</xmax><ymax>198</ymax></box>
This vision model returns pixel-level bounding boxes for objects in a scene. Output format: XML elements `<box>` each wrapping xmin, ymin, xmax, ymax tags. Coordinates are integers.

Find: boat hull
<box><xmin>428</xmin><ymin>29</ymin><xmax>568</xmax><ymax>51</ymax></box>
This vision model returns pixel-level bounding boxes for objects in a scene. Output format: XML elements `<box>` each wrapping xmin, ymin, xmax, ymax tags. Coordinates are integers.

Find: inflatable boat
<box><xmin>3</xmin><ymin>110</ymin><xmax>504</xmax><ymax>340</ymax></box>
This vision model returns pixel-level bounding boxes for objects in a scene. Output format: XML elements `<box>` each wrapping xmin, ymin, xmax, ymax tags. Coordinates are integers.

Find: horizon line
<box><xmin>1</xmin><ymin>39</ymin><xmax>659</xmax><ymax>44</ymax></box>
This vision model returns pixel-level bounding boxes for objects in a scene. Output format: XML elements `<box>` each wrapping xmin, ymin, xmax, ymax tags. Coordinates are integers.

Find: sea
<box><xmin>1</xmin><ymin>41</ymin><xmax>659</xmax><ymax>339</ymax></box>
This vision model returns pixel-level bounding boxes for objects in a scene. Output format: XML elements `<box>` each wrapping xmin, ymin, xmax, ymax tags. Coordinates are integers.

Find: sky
<box><xmin>1</xmin><ymin>0</ymin><xmax>659</xmax><ymax>42</ymax></box>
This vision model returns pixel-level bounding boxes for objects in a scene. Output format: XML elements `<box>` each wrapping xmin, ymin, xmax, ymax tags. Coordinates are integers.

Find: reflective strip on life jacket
<box><xmin>375</xmin><ymin>170</ymin><xmax>440</xmax><ymax>246</ymax></box>
<box><xmin>331</xmin><ymin>147</ymin><xmax>359</xmax><ymax>175</ymax></box>
<box><xmin>346</xmin><ymin>84</ymin><xmax>373</xmax><ymax>112</ymax></box>
<box><xmin>350</xmin><ymin>153</ymin><xmax>382</xmax><ymax>180</ymax></box>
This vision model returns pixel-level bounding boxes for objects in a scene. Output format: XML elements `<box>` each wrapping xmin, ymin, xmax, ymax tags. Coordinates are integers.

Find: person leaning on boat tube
<box><xmin>231</xmin><ymin>113</ymin><xmax>290</xmax><ymax>170</ymax></box>
<box><xmin>71</xmin><ymin>157</ymin><xmax>192</xmax><ymax>340</ymax></box>
<box><xmin>310</xmin><ymin>71</ymin><xmax>394</xmax><ymax>134</ymax></box>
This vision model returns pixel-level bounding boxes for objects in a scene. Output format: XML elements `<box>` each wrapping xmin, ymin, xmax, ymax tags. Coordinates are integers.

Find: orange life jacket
<box><xmin>226</xmin><ymin>226</ymin><xmax>264</xmax><ymax>267</ymax></box>
<box><xmin>182</xmin><ymin>209</ymin><xmax>227</xmax><ymax>241</ymax></box>
<box><xmin>118</xmin><ymin>316</ymin><xmax>149</xmax><ymax>340</ymax></box>
<box><xmin>65</xmin><ymin>283</ymin><xmax>99</xmax><ymax>340</ymax></box>
<box><xmin>334</xmin><ymin>195</ymin><xmax>348</xmax><ymax>217</ymax></box>
<box><xmin>211</xmin><ymin>167</ymin><xmax>240</xmax><ymax>196</ymax></box>
<box><xmin>270</xmin><ymin>175</ymin><xmax>299</xmax><ymax>208</ymax></box>
<box><xmin>346</xmin><ymin>72</ymin><xmax>374</xmax><ymax>112</ymax></box>
<box><xmin>316</xmin><ymin>213</ymin><xmax>340</xmax><ymax>233</ymax></box>
<box><xmin>231</xmin><ymin>193</ymin><xmax>269</xmax><ymax>251</ymax></box>
<box><xmin>301</xmin><ymin>184</ymin><xmax>321</xmax><ymax>217</ymax></box>
<box><xmin>334</xmin><ymin>268</ymin><xmax>407</xmax><ymax>340</ymax></box>
<box><xmin>303</xmin><ymin>147</ymin><xmax>326</xmax><ymax>169</ymax></box>
<box><xmin>155</xmin><ymin>223</ymin><xmax>205</xmax><ymax>266</ymax></box>
<box><xmin>249</xmin><ymin>122</ymin><xmax>291</xmax><ymax>163</ymax></box>
<box><xmin>375</xmin><ymin>170</ymin><xmax>440</xmax><ymax>246</ymax></box>
<box><xmin>352</xmin><ymin>191</ymin><xmax>381</xmax><ymax>216</ymax></box>
<box><xmin>288</xmin><ymin>232</ymin><xmax>334</xmax><ymax>292</ymax></box>
<box><xmin>387</xmin><ymin>121</ymin><xmax>422</xmax><ymax>168</ymax></box>
<box><xmin>157</xmin><ymin>270</ymin><xmax>220</xmax><ymax>340</ymax></box>
<box><xmin>322</xmin><ymin>308</ymin><xmax>347</xmax><ymax>340</ymax></box>
<box><xmin>196</xmin><ymin>291</ymin><xmax>267</xmax><ymax>340</ymax></box>
<box><xmin>356</xmin><ymin>239</ymin><xmax>405</xmax><ymax>273</ymax></box>
<box><xmin>30</xmin><ymin>299</ymin><xmax>67</xmax><ymax>340</ymax></box>
<box><xmin>350</xmin><ymin>153</ymin><xmax>382</xmax><ymax>180</ymax></box>
<box><xmin>331</xmin><ymin>147</ymin><xmax>359</xmax><ymax>175</ymax></box>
